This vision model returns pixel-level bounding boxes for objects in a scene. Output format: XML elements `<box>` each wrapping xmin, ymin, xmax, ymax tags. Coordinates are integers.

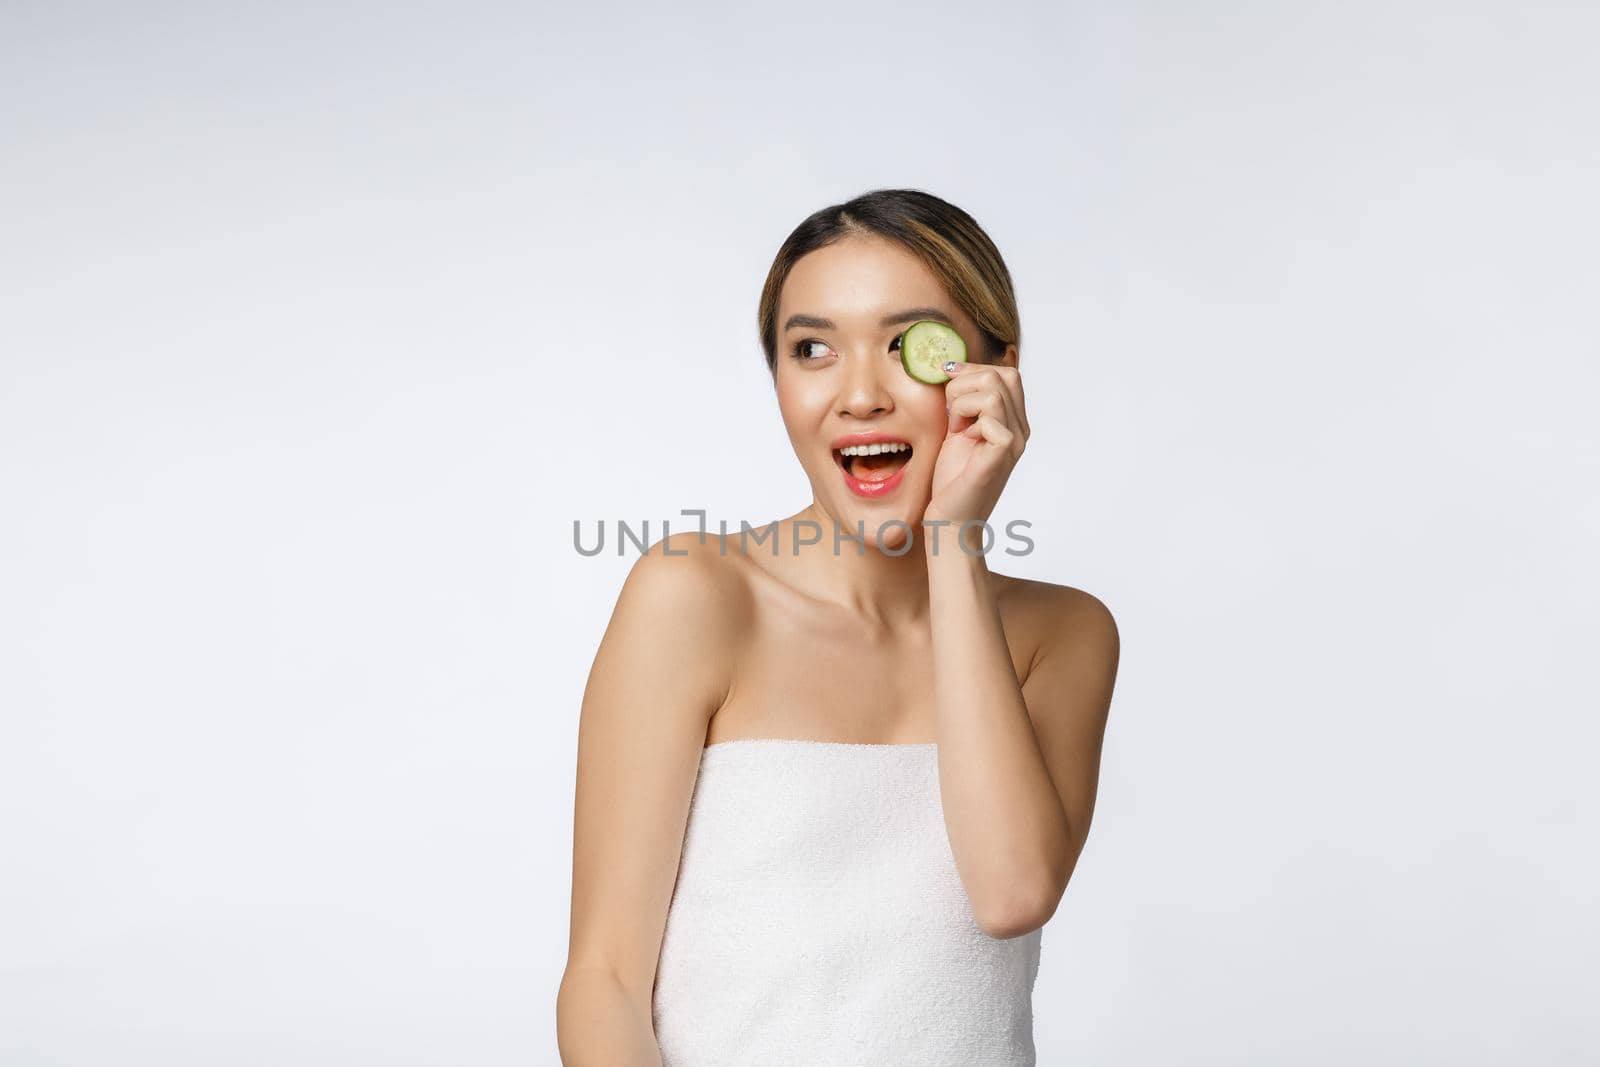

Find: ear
<box><xmin>992</xmin><ymin>342</ymin><xmax>1019</xmax><ymax>368</ymax></box>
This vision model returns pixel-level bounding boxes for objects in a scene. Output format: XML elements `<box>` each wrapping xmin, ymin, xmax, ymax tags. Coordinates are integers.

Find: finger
<box><xmin>990</xmin><ymin>365</ymin><xmax>1028</xmax><ymax>442</ymax></box>
<box><xmin>947</xmin><ymin>377</ymin><xmax>1018</xmax><ymax>440</ymax></box>
<box><xmin>969</xmin><ymin>412</ymin><xmax>1016</xmax><ymax>454</ymax></box>
<box><xmin>945</xmin><ymin>364</ymin><xmax>1016</xmax><ymax>422</ymax></box>
<box><xmin>949</xmin><ymin>362</ymin><xmax>1028</xmax><ymax>443</ymax></box>
<box><xmin>948</xmin><ymin>390</ymin><xmax>1009</xmax><ymax>439</ymax></box>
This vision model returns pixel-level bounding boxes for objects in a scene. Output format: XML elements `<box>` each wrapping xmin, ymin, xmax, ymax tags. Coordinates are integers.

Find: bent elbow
<box><xmin>976</xmin><ymin>886</ymin><xmax>1059</xmax><ymax>941</ymax></box>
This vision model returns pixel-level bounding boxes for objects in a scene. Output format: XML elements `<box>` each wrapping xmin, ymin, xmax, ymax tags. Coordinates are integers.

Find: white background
<box><xmin>3</xmin><ymin>2</ymin><xmax>1596</xmax><ymax>1064</ymax></box>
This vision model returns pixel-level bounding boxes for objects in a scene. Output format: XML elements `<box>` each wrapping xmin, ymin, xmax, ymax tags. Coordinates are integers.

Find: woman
<box><xmin>556</xmin><ymin>189</ymin><xmax>1120</xmax><ymax>1065</ymax></box>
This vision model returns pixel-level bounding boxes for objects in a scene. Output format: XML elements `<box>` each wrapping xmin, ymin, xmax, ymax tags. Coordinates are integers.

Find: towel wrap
<box><xmin>651</xmin><ymin>739</ymin><xmax>1042</xmax><ymax>1066</ymax></box>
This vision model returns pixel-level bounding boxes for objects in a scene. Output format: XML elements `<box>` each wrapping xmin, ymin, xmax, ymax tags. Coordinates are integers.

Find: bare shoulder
<box><xmin>991</xmin><ymin>571</ymin><xmax>1117</xmax><ymax>636</ymax></box>
<box><xmin>988</xmin><ymin>571</ymin><xmax>1120</xmax><ymax>682</ymax></box>
<box><xmin>617</xmin><ymin>530</ymin><xmax>753</xmax><ymax>645</ymax></box>
<box><xmin>627</xmin><ymin>527</ymin><xmax>750</xmax><ymax>593</ymax></box>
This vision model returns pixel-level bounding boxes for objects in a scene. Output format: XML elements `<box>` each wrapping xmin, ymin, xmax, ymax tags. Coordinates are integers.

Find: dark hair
<box><xmin>756</xmin><ymin>188</ymin><xmax>1020</xmax><ymax>376</ymax></box>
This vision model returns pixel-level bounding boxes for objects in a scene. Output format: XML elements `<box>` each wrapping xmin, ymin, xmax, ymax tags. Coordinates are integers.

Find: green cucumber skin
<box><xmin>900</xmin><ymin>320</ymin><xmax>968</xmax><ymax>384</ymax></box>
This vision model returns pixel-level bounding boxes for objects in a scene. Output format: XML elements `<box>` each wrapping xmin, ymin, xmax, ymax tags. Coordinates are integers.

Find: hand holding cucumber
<box><xmin>901</xmin><ymin>321</ymin><xmax>1030</xmax><ymax>531</ymax></box>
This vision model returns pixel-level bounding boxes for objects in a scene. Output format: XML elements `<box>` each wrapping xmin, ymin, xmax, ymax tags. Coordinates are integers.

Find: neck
<box><xmin>777</xmin><ymin>503</ymin><xmax>940</xmax><ymax>629</ymax></box>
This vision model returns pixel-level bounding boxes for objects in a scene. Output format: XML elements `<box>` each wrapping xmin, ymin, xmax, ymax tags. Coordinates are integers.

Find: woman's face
<box><xmin>774</xmin><ymin>233</ymin><xmax>990</xmax><ymax>551</ymax></box>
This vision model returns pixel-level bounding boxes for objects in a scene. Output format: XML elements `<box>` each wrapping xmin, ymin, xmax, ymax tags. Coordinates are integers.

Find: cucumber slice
<box><xmin>900</xmin><ymin>320</ymin><xmax>967</xmax><ymax>383</ymax></box>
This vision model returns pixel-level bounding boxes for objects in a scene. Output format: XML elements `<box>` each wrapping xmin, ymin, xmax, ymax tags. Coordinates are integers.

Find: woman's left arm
<box><xmin>924</xmin><ymin>359</ymin><xmax>1121</xmax><ymax>941</ymax></box>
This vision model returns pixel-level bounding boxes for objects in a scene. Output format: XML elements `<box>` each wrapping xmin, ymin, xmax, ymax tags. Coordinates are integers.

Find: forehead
<box><xmin>779</xmin><ymin>235</ymin><xmax>954</xmax><ymax>322</ymax></box>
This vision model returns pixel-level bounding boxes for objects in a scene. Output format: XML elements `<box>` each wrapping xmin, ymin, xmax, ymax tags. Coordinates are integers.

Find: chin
<box><xmin>836</xmin><ymin>499</ymin><xmax>930</xmax><ymax>553</ymax></box>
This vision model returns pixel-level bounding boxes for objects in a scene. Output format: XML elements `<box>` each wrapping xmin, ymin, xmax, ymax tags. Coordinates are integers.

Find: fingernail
<box><xmin>942</xmin><ymin>361</ymin><xmax>958</xmax><ymax>373</ymax></box>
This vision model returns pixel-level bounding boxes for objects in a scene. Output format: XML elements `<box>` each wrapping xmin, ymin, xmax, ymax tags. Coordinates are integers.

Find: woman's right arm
<box><xmin>556</xmin><ymin>534</ymin><xmax>741</xmax><ymax>1065</ymax></box>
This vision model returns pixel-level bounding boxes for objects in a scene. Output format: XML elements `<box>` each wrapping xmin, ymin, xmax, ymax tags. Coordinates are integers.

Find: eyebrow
<box><xmin>782</xmin><ymin>307</ymin><xmax>955</xmax><ymax>332</ymax></box>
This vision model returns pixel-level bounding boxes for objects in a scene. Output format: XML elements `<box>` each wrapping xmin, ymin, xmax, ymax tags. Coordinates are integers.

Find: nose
<box><xmin>836</xmin><ymin>347</ymin><xmax>895</xmax><ymax>419</ymax></box>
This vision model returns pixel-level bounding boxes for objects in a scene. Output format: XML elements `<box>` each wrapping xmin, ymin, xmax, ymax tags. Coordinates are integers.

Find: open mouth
<box><xmin>833</xmin><ymin>442</ymin><xmax>913</xmax><ymax>484</ymax></box>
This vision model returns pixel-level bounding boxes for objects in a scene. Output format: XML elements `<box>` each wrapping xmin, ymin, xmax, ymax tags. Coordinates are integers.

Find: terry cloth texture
<box><xmin>651</xmin><ymin>739</ymin><xmax>1042</xmax><ymax>1066</ymax></box>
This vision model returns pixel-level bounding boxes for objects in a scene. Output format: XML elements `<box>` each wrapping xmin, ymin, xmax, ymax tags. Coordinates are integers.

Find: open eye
<box><xmin>791</xmin><ymin>339</ymin><xmax>832</xmax><ymax>361</ymax></box>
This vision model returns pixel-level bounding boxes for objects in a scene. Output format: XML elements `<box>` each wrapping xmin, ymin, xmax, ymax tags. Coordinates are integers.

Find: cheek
<box><xmin>774</xmin><ymin>378</ymin><xmax>832</xmax><ymax>441</ymax></box>
<box><xmin>774</xmin><ymin>381</ymin><xmax>805</xmax><ymax>413</ymax></box>
<box><xmin>903</xmin><ymin>387</ymin><xmax>949</xmax><ymax>436</ymax></box>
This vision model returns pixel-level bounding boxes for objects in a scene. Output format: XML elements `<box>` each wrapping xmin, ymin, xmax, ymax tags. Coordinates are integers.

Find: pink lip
<box><xmin>831</xmin><ymin>430</ymin><xmax>914</xmax><ymax>499</ymax></box>
<box><xmin>840</xmin><ymin>458</ymin><xmax>909</xmax><ymax>499</ymax></box>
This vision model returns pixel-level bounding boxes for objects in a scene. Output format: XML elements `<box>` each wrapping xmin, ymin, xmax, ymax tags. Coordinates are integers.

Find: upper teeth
<box><xmin>839</xmin><ymin>442</ymin><xmax>910</xmax><ymax>456</ymax></box>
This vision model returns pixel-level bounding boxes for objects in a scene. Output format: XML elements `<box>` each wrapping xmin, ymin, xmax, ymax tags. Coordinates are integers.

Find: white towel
<box><xmin>651</xmin><ymin>740</ymin><xmax>1042</xmax><ymax>1066</ymax></box>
